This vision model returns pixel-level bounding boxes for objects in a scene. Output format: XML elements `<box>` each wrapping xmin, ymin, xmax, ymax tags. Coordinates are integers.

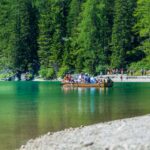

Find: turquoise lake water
<box><xmin>0</xmin><ymin>82</ymin><xmax>150</xmax><ymax>150</ymax></box>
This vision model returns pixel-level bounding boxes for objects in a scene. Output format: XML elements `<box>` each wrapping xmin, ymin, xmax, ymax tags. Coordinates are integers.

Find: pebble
<box><xmin>19</xmin><ymin>115</ymin><xmax>150</xmax><ymax>150</ymax></box>
<box><xmin>83</xmin><ymin>142</ymin><xmax>94</xmax><ymax>147</ymax></box>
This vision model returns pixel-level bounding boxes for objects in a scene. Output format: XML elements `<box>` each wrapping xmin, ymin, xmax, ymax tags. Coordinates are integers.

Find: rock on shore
<box><xmin>19</xmin><ymin>115</ymin><xmax>150</xmax><ymax>150</ymax></box>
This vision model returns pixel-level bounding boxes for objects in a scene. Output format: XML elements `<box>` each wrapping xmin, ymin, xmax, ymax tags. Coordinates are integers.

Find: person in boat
<box><xmin>87</xmin><ymin>76</ymin><xmax>91</xmax><ymax>83</ymax></box>
<box><xmin>98</xmin><ymin>78</ymin><xmax>103</xmax><ymax>84</ymax></box>
<box><xmin>63</xmin><ymin>74</ymin><xmax>74</xmax><ymax>83</ymax></box>
<box><xmin>63</xmin><ymin>74</ymin><xmax>69</xmax><ymax>82</ymax></box>
<box><xmin>90</xmin><ymin>76</ymin><xmax>97</xmax><ymax>84</ymax></box>
<box><xmin>77</xmin><ymin>74</ymin><xmax>82</xmax><ymax>83</ymax></box>
<box><xmin>68</xmin><ymin>74</ymin><xmax>72</xmax><ymax>82</ymax></box>
<box><xmin>78</xmin><ymin>73</ymin><xmax>84</xmax><ymax>83</ymax></box>
<box><xmin>107</xmin><ymin>77</ymin><xmax>113</xmax><ymax>84</ymax></box>
<box><xmin>120</xmin><ymin>75</ymin><xmax>123</xmax><ymax>81</ymax></box>
<box><xmin>84</xmin><ymin>73</ymin><xmax>90</xmax><ymax>83</ymax></box>
<box><xmin>68</xmin><ymin>74</ymin><xmax>75</xmax><ymax>83</ymax></box>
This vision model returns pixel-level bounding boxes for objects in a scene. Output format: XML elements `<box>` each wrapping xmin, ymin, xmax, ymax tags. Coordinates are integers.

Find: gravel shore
<box><xmin>19</xmin><ymin>115</ymin><xmax>150</xmax><ymax>150</ymax></box>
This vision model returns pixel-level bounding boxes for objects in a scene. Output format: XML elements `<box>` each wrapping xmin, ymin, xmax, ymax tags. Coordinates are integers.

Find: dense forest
<box><xmin>0</xmin><ymin>0</ymin><xmax>149</xmax><ymax>79</ymax></box>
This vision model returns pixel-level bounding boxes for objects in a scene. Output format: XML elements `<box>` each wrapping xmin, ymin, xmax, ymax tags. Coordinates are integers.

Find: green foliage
<box><xmin>130</xmin><ymin>56</ymin><xmax>150</xmax><ymax>75</ymax></box>
<box><xmin>134</xmin><ymin>0</ymin><xmax>150</xmax><ymax>38</ymax></box>
<box><xmin>38</xmin><ymin>0</ymin><xmax>66</xmax><ymax>77</ymax></box>
<box><xmin>0</xmin><ymin>0</ymin><xmax>15</xmax><ymax>69</ymax></box>
<box><xmin>111</xmin><ymin>0</ymin><xmax>137</xmax><ymax>68</ymax></box>
<box><xmin>46</xmin><ymin>68</ymin><xmax>55</xmax><ymax>79</ymax></box>
<box><xmin>67</xmin><ymin>0</ymin><xmax>82</xmax><ymax>36</ymax></box>
<box><xmin>62</xmin><ymin>0</ymin><xmax>83</xmax><ymax>70</ymax></box>
<box><xmin>39</xmin><ymin>68</ymin><xmax>55</xmax><ymax>79</ymax></box>
<box><xmin>133</xmin><ymin>0</ymin><xmax>150</xmax><ymax>57</ymax></box>
<box><xmin>0</xmin><ymin>72</ymin><xmax>14</xmax><ymax>79</ymax></box>
<box><xmin>74</xmin><ymin>0</ymin><xmax>113</xmax><ymax>74</ymax></box>
<box><xmin>129</xmin><ymin>0</ymin><xmax>150</xmax><ymax>70</ymax></box>
<box><xmin>130</xmin><ymin>57</ymin><xmax>150</xmax><ymax>70</ymax></box>
<box><xmin>96</xmin><ymin>65</ymin><xmax>109</xmax><ymax>75</ymax></box>
<box><xmin>0</xmin><ymin>0</ymin><xmax>149</xmax><ymax>78</ymax></box>
<box><xmin>12</xmin><ymin>0</ymin><xmax>39</xmax><ymax>72</ymax></box>
<box><xmin>0</xmin><ymin>0</ymin><xmax>39</xmax><ymax>73</ymax></box>
<box><xmin>57</xmin><ymin>65</ymin><xmax>69</xmax><ymax>77</ymax></box>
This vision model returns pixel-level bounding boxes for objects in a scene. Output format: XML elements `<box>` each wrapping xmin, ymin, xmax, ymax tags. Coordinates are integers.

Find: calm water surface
<box><xmin>0</xmin><ymin>82</ymin><xmax>150</xmax><ymax>150</ymax></box>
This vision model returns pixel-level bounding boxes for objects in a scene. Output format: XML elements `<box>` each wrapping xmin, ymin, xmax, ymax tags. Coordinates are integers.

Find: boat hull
<box><xmin>62</xmin><ymin>82</ymin><xmax>113</xmax><ymax>88</ymax></box>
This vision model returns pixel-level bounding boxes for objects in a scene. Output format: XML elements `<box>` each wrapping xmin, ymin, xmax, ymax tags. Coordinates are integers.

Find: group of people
<box><xmin>77</xmin><ymin>73</ymin><xmax>96</xmax><ymax>83</ymax></box>
<box><xmin>63</xmin><ymin>74</ymin><xmax>74</xmax><ymax>82</ymax></box>
<box><xmin>103</xmin><ymin>68</ymin><xmax>149</xmax><ymax>76</ymax></box>
<box><xmin>63</xmin><ymin>73</ymin><xmax>112</xmax><ymax>84</ymax></box>
<box><xmin>106</xmin><ymin>68</ymin><xmax>124</xmax><ymax>75</ymax></box>
<box><xmin>141</xmin><ymin>69</ymin><xmax>147</xmax><ymax>76</ymax></box>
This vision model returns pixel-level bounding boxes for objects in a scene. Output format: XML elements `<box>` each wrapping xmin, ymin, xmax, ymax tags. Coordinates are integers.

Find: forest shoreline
<box><xmin>19</xmin><ymin>114</ymin><xmax>150</xmax><ymax>150</ymax></box>
<box><xmin>0</xmin><ymin>0</ymin><xmax>149</xmax><ymax>79</ymax></box>
<box><xmin>1</xmin><ymin>75</ymin><xmax>150</xmax><ymax>82</ymax></box>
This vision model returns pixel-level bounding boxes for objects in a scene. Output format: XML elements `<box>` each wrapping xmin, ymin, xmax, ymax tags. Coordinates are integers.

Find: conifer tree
<box><xmin>0</xmin><ymin>0</ymin><xmax>15</xmax><ymax>70</ymax></box>
<box><xmin>38</xmin><ymin>0</ymin><xmax>66</xmax><ymax>78</ymax></box>
<box><xmin>75</xmin><ymin>0</ymin><xmax>112</xmax><ymax>74</ymax></box>
<box><xmin>1</xmin><ymin>0</ymin><xmax>149</xmax><ymax>78</ymax></box>
<box><xmin>111</xmin><ymin>0</ymin><xmax>137</xmax><ymax>68</ymax></box>
<box><xmin>12</xmin><ymin>0</ymin><xmax>38</xmax><ymax>73</ymax></box>
<box><xmin>61</xmin><ymin>0</ymin><xmax>83</xmax><ymax>72</ymax></box>
<box><xmin>67</xmin><ymin>0</ymin><xmax>82</xmax><ymax>36</ymax></box>
<box><xmin>49</xmin><ymin>0</ymin><xmax>66</xmax><ymax>75</ymax></box>
<box><xmin>38</xmin><ymin>0</ymin><xmax>53</xmax><ymax>78</ymax></box>
<box><xmin>134</xmin><ymin>0</ymin><xmax>150</xmax><ymax>57</ymax></box>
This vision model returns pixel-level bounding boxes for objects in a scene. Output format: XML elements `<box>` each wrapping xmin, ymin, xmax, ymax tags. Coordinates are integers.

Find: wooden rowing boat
<box><xmin>61</xmin><ymin>82</ymin><xmax>113</xmax><ymax>88</ymax></box>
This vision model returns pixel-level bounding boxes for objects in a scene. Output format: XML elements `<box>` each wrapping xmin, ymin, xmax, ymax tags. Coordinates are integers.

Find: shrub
<box><xmin>0</xmin><ymin>72</ymin><xmax>14</xmax><ymax>79</ymax></box>
<box><xmin>129</xmin><ymin>56</ymin><xmax>150</xmax><ymax>75</ymax></box>
<box><xmin>57</xmin><ymin>66</ymin><xmax>69</xmax><ymax>78</ymax></box>
<box><xmin>96</xmin><ymin>65</ymin><xmax>108</xmax><ymax>75</ymax></box>
<box><xmin>39</xmin><ymin>68</ymin><xmax>55</xmax><ymax>79</ymax></box>
<box><xmin>46</xmin><ymin>68</ymin><xmax>55</xmax><ymax>79</ymax></box>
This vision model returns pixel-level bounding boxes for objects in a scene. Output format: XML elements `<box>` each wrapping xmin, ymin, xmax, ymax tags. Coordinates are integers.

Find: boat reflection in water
<box><xmin>1</xmin><ymin>82</ymin><xmax>150</xmax><ymax>150</ymax></box>
<box><xmin>62</xmin><ymin>86</ymin><xmax>109</xmax><ymax>114</ymax></box>
<box><xmin>62</xmin><ymin>81</ymin><xmax>113</xmax><ymax>88</ymax></box>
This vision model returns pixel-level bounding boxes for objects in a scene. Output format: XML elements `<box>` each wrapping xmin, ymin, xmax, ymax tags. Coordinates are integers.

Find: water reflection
<box><xmin>62</xmin><ymin>87</ymin><xmax>109</xmax><ymax>115</ymax></box>
<box><xmin>14</xmin><ymin>82</ymin><xmax>39</xmax><ymax>146</ymax></box>
<box><xmin>61</xmin><ymin>84</ymin><xmax>150</xmax><ymax>123</ymax></box>
<box><xmin>0</xmin><ymin>82</ymin><xmax>150</xmax><ymax>150</ymax></box>
<box><xmin>0</xmin><ymin>82</ymin><xmax>40</xmax><ymax>150</ymax></box>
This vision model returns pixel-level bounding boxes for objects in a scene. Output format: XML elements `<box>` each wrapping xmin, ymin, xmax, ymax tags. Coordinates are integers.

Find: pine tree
<box><xmin>104</xmin><ymin>0</ymin><xmax>114</xmax><ymax>64</ymax></box>
<box><xmin>67</xmin><ymin>0</ymin><xmax>82</xmax><ymax>36</ymax></box>
<box><xmin>61</xmin><ymin>0</ymin><xmax>83</xmax><ymax>72</ymax></box>
<box><xmin>74</xmin><ymin>0</ymin><xmax>112</xmax><ymax>74</ymax></box>
<box><xmin>12</xmin><ymin>0</ymin><xmax>39</xmax><ymax>73</ymax></box>
<box><xmin>49</xmin><ymin>0</ymin><xmax>66</xmax><ymax>75</ymax></box>
<box><xmin>130</xmin><ymin>0</ymin><xmax>150</xmax><ymax>69</ymax></box>
<box><xmin>38</xmin><ymin>0</ymin><xmax>53</xmax><ymax>78</ymax></box>
<box><xmin>111</xmin><ymin>0</ymin><xmax>137</xmax><ymax>68</ymax></box>
<box><xmin>0</xmin><ymin>0</ymin><xmax>15</xmax><ymax>70</ymax></box>
<box><xmin>1</xmin><ymin>0</ymin><xmax>148</xmax><ymax>78</ymax></box>
<box><xmin>38</xmin><ymin>0</ymin><xmax>66</xmax><ymax>78</ymax></box>
<box><xmin>134</xmin><ymin>0</ymin><xmax>150</xmax><ymax>56</ymax></box>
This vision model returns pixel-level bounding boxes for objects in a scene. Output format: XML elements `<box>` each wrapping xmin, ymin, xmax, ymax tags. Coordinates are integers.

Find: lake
<box><xmin>0</xmin><ymin>82</ymin><xmax>150</xmax><ymax>150</ymax></box>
